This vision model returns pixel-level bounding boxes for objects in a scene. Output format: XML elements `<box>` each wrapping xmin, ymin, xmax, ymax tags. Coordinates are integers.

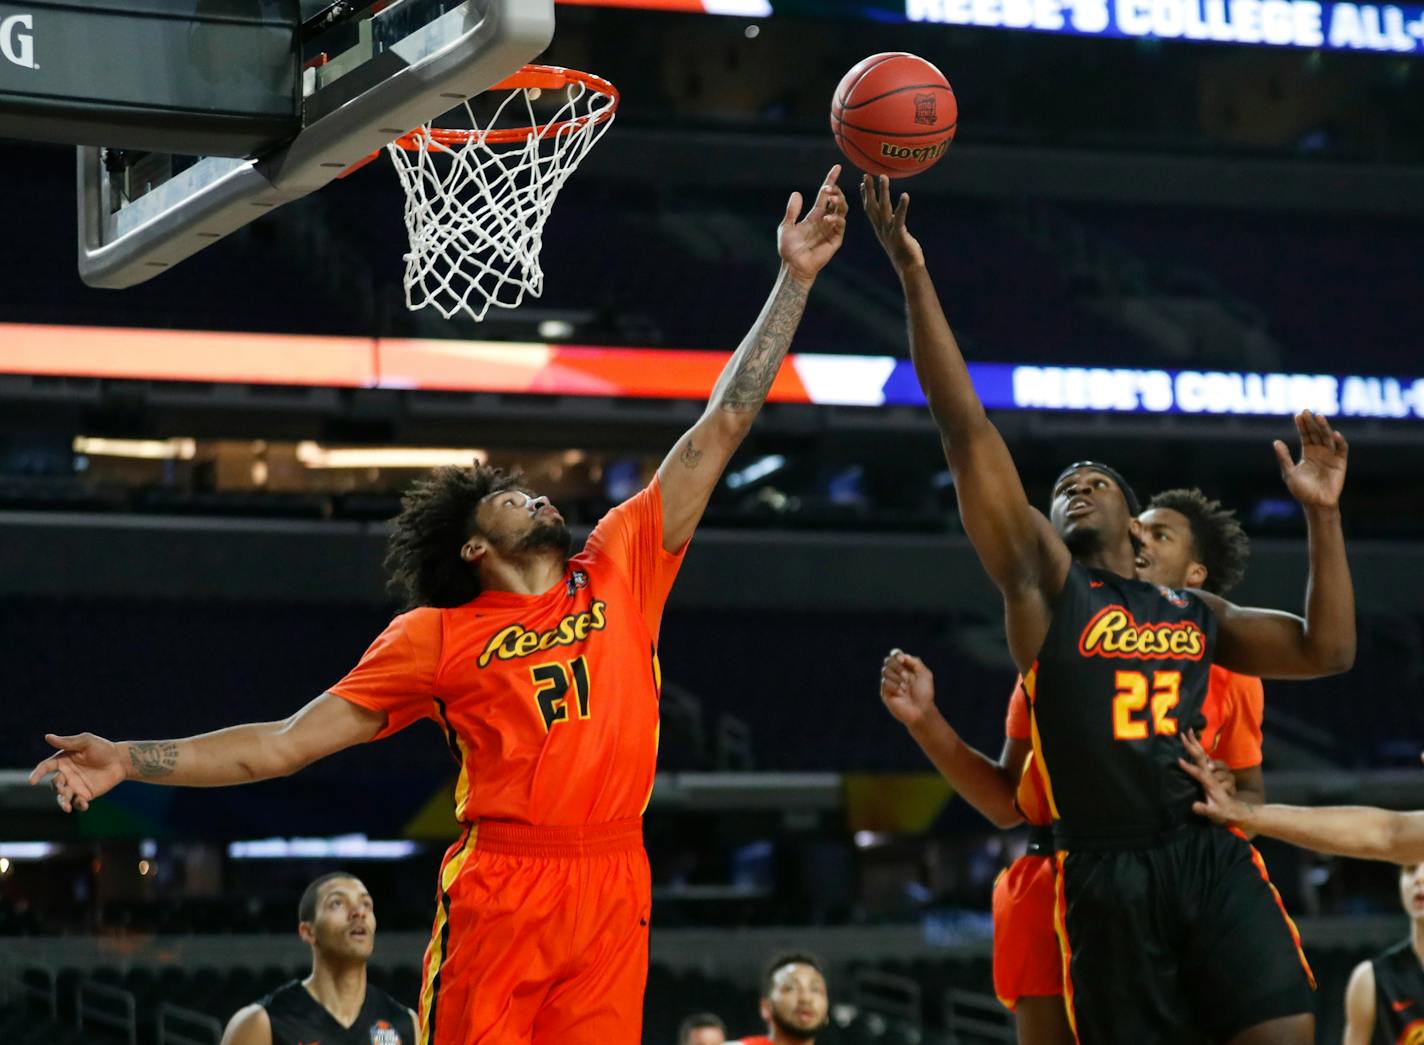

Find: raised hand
<box><xmin>879</xmin><ymin>648</ymin><xmax>938</xmax><ymax>729</ymax></box>
<box><xmin>1275</xmin><ymin>410</ymin><xmax>1348</xmax><ymax>511</ymax></box>
<box><xmin>778</xmin><ymin>165</ymin><xmax>848</xmax><ymax>284</ymax></box>
<box><xmin>859</xmin><ymin>173</ymin><xmax>924</xmax><ymax>274</ymax></box>
<box><xmin>28</xmin><ymin>732</ymin><xmax>128</xmax><ymax>813</ymax></box>
<box><xmin>1178</xmin><ymin>729</ymin><xmax>1249</xmax><ymax>827</ymax></box>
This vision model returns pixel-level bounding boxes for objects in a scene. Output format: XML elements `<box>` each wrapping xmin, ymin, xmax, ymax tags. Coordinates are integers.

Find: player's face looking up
<box><xmin>1135</xmin><ymin>507</ymin><xmax>1208</xmax><ymax>591</ymax></box>
<box><xmin>1049</xmin><ymin>468</ymin><xmax>1137</xmax><ymax>558</ymax></box>
<box><xmin>301</xmin><ymin>876</ymin><xmax>376</xmax><ymax>961</ymax></box>
<box><xmin>465</xmin><ymin>488</ymin><xmax>572</xmax><ymax>562</ymax></box>
<box><xmin>1399</xmin><ymin>862</ymin><xmax>1424</xmax><ymax>918</ymax></box>
<box><xmin>762</xmin><ymin>961</ymin><xmax>830</xmax><ymax>1041</ymax></box>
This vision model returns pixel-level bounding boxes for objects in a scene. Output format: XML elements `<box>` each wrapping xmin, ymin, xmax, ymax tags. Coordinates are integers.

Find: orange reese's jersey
<box><xmin>329</xmin><ymin>479</ymin><xmax>685</xmax><ymax>826</ymax></box>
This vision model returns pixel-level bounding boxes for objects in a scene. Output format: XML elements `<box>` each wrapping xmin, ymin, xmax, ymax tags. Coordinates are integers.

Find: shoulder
<box><xmin>394</xmin><ymin>606</ymin><xmax>444</xmax><ymax>637</ymax></box>
<box><xmin>1347</xmin><ymin>957</ymin><xmax>1377</xmax><ymax>1004</ymax></box>
<box><xmin>220</xmin><ymin>1003</ymin><xmax>272</xmax><ymax>1045</ymax></box>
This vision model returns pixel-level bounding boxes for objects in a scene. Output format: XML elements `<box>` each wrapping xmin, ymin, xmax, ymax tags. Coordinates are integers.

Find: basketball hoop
<box><xmin>384</xmin><ymin>65</ymin><xmax>618</xmax><ymax>322</ymax></box>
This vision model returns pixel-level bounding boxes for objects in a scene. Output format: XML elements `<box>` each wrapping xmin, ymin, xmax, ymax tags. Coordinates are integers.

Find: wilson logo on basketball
<box><xmin>1</xmin><ymin>14</ymin><xmax>35</xmax><ymax>70</ymax></box>
<box><xmin>912</xmin><ymin>93</ymin><xmax>938</xmax><ymax>126</ymax></box>
<box><xmin>878</xmin><ymin>140</ymin><xmax>951</xmax><ymax>165</ymax></box>
<box><xmin>1077</xmin><ymin>605</ymin><xmax>1206</xmax><ymax>661</ymax></box>
<box><xmin>477</xmin><ymin>602</ymin><xmax>608</xmax><ymax>667</ymax></box>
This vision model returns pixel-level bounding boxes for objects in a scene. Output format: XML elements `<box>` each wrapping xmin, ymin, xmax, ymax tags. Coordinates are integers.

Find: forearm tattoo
<box><xmin>718</xmin><ymin>277</ymin><xmax>809</xmax><ymax>414</ymax></box>
<box><xmin>129</xmin><ymin>741</ymin><xmax>178</xmax><ymax>778</ymax></box>
<box><xmin>679</xmin><ymin>437</ymin><xmax>704</xmax><ymax>469</ymax></box>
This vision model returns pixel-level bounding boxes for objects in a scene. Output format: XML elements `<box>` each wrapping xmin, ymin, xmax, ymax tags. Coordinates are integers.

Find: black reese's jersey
<box><xmin>1028</xmin><ymin>562</ymin><xmax>1217</xmax><ymax>843</ymax></box>
<box><xmin>1371</xmin><ymin>939</ymin><xmax>1424</xmax><ymax>1045</ymax></box>
<box><xmin>260</xmin><ymin>980</ymin><xmax>415</xmax><ymax>1045</ymax></box>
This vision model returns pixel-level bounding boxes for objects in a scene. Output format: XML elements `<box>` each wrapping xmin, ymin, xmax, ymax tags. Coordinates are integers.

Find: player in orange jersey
<box><xmin>732</xmin><ymin>953</ymin><xmax>830</xmax><ymax>1045</ymax></box>
<box><xmin>880</xmin><ymin>487</ymin><xmax>1264</xmax><ymax>1045</ymax></box>
<box><xmin>27</xmin><ymin>167</ymin><xmax>849</xmax><ymax>1045</ymax></box>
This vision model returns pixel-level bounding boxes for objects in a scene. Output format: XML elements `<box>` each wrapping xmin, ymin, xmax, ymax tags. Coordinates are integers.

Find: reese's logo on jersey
<box><xmin>1077</xmin><ymin>605</ymin><xmax>1206</xmax><ymax>661</ymax></box>
<box><xmin>477</xmin><ymin>601</ymin><xmax>608</xmax><ymax>667</ymax></box>
<box><xmin>369</xmin><ymin>1019</ymin><xmax>403</xmax><ymax>1045</ymax></box>
<box><xmin>1398</xmin><ymin>1018</ymin><xmax>1424</xmax><ymax>1045</ymax></box>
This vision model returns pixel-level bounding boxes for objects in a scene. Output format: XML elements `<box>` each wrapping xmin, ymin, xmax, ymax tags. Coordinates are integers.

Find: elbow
<box><xmin>989</xmin><ymin>807</ymin><xmax>1025</xmax><ymax>831</ymax></box>
<box><xmin>702</xmin><ymin>408</ymin><xmax>754</xmax><ymax>446</ymax></box>
<box><xmin>1314</xmin><ymin>640</ymin><xmax>1356</xmax><ymax>677</ymax></box>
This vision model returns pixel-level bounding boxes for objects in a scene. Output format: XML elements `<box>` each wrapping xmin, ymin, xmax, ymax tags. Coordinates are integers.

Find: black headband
<box><xmin>1054</xmin><ymin>461</ymin><xmax>1142</xmax><ymax>516</ymax></box>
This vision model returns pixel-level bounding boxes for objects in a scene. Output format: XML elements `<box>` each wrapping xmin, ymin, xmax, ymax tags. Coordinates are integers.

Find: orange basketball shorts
<box><xmin>992</xmin><ymin>852</ymin><xmax>1063</xmax><ymax>1010</ymax></box>
<box><xmin>417</xmin><ymin>817</ymin><xmax>651</xmax><ymax>1045</ymax></box>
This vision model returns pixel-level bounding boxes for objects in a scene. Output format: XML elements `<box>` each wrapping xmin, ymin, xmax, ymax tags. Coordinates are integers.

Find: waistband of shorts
<box><xmin>1025</xmin><ymin>824</ymin><xmax>1057</xmax><ymax>856</ymax></box>
<box><xmin>471</xmin><ymin>817</ymin><xmax>643</xmax><ymax>857</ymax></box>
<box><xmin>1053</xmin><ymin>816</ymin><xmax>1202</xmax><ymax>852</ymax></box>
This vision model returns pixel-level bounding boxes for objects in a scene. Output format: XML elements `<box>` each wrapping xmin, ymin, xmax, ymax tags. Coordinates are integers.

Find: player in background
<box><xmin>733</xmin><ymin>953</ymin><xmax>830</xmax><ymax>1045</ymax></box>
<box><xmin>1344</xmin><ymin>863</ymin><xmax>1424</xmax><ymax>1045</ymax></box>
<box><xmin>861</xmin><ymin>170</ymin><xmax>1354</xmax><ymax>1045</ymax></box>
<box><xmin>28</xmin><ymin>167</ymin><xmax>849</xmax><ymax>1045</ymax></box>
<box><xmin>678</xmin><ymin>1012</ymin><xmax>729</xmax><ymax>1045</ymax></box>
<box><xmin>880</xmin><ymin>487</ymin><xmax>1264</xmax><ymax>1045</ymax></box>
<box><xmin>221</xmin><ymin>872</ymin><xmax>418</xmax><ymax>1045</ymax></box>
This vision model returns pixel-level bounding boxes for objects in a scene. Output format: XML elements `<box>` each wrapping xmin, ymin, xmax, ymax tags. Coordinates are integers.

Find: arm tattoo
<box><xmin>679</xmin><ymin>437</ymin><xmax>704</xmax><ymax>469</ymax></box>
<box><xmin>717</xmin><ymin>276</ymin><xmax>809</xmax><ymax>414</ymax></box>
<box><xmin>129</xmin><ymin>741</ymin><xmax>178</xmax><ymax>778</ymax></box>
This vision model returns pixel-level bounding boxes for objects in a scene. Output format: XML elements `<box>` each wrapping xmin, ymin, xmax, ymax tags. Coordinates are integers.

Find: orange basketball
<box><xmin>830</xmin><ymin>53</ymin><xmax>957</xmax><ymax>179</ymax></box>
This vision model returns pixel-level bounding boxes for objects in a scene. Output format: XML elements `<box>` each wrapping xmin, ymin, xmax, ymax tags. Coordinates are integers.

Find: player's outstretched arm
<box><xmin>656</xmin><ymin>166</ymin><xmax>847</xmax><ymax>553</ymax></box>
<box><xmin>1203</xmin><ymin>411</ymin><xmax>1355</xmax><ymax>679</ymax></box>
<box><xmin>28</xmin><ymin>693</ymin><xmax>384</xmax><ymax>813</ymax></box>
<box><xmin>1181</xmin><ymin>730</ymin><xmax>1424</xmax><ymax>862</ymax></box>
<box><xmin>859</xmin><ymin>175</ymin><xmax>1067</xmax><ymax>661</ymax></box>
<box><xmin>880</xmin><ymin>650</ymin><xmax>1026</xmax><ymax>828</ymax></box>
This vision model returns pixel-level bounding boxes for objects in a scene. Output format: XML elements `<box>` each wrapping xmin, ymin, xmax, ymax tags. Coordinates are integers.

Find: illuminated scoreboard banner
<box><xmin>0</xmin><ymin>323</ymin><xmax>1421</xmax><ymax>421</ymax></box>
<box><xmin>555</xmin><ymin>0</ymin><xmax>1424</xmax><ymax>54</ymax></box>
<box><xmin>941</xmin><ymin>363</ymin><xmax>1424</xmax><ymax>418</ymax></box>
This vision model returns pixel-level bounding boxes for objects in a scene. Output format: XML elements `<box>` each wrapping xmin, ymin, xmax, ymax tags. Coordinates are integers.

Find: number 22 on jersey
<box><xmin>1112</xmin><ymin>670</ymin><xmax>1181</xmax><ymax>741</ymax></box>
<box><xmin>529</xmin><ymin>655</ymin><xmax>592</xmax><ymax>732</ymax></box>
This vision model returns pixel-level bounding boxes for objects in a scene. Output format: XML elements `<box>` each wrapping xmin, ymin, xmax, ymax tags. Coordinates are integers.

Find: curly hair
<box><xmin>384</xmin><ymin>462</ymin><xmax>525</xmax><ymax>609</ymax></box>
<box><xmin>1146</xmin><ymin>487</ymin><xmax>1250</xmax><ymax>596</ymax></box>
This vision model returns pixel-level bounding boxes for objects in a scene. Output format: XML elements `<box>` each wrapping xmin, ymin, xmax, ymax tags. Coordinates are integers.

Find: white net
<box><xmin>385</xmin><ymin>70</ymin><xmax>617</xmax><ymax>322</ymax></box>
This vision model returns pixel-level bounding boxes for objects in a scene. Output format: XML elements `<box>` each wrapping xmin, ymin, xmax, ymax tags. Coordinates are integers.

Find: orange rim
<box><xmin>390</xmin><ymin>65</ymin><xmax>618</xmax><ymax>150</ymax></box>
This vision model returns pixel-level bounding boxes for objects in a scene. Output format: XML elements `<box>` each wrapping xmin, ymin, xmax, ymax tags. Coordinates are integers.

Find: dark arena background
<box><xmin>2</xmin><ymin>1</ymin><xmax>1424</xmax><ymax>1043</ymax></box>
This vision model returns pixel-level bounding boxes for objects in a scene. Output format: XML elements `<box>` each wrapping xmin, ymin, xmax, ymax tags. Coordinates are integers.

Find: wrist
<box><xmin>780</xmin><ymin>263</ymin><xmax>817</xmax><ymax>290</ymax></box>
<box><xmin>1302</xmin><ymin>503</ymin><xmax>1342</xmax><ymax>523</ymax></box>
<box><xmin>906</xmin><ymin>705</ymin><xmax>949</xmax><ymax>741</ymax></box>
<box><xmin>116</xmin><ymin>742</ymin><xmax>135</xmax><ymax>782</ymax></box>
<box><xmin>1232</xmin><ymin>801</ymin><xmax>1259</xmax><ymax>832</ymax></box>
<box><xmin>896</xmin><ymin>257</ymin><xmax>928</xmax><ymax>282</ymax></box>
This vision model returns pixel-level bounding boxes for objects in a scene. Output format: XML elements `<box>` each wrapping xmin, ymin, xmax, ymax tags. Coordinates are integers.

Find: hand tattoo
<box><xmin>718</xmin><ymin>277</ymin><xmax>809</xmax><ymax>414</ymax></box>
<box><xmin>129</xmin><ymin>741</ymin><xmax>178</xmax><ymax>778</ymax></box>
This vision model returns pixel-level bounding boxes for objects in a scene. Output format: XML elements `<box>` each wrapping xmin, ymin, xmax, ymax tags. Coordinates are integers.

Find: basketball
<box><xmin>831</xmin><ymin>52</ymin><xmax>957</xmax><ymax>179</ymax></box>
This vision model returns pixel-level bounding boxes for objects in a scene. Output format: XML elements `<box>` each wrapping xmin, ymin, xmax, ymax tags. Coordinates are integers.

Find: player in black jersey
<box><xmin>860</xmin><ymin>173</ymin><xmax>1356</xmax><ymax>1045</ymax></box>
<box><xmin>220</xmin><ymin>872</ymin><xmax>418</xmax><ymax>1045</ymax></box>
<box><xmin>1348</xmin><ymin>923</ymin><xmax>1424</xmax><ymax>1045</ymax></box>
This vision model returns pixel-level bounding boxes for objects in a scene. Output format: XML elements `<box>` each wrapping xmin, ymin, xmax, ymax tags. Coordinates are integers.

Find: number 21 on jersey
<box><xmin>529</xmin><ymin>655</ymin><xmax>592</xmax><ymax>732</ymax></box>
<box><xmin>1112</xmin><ymin>670</ymin><xmax>1181</xmax><ymax>740</ymax></box>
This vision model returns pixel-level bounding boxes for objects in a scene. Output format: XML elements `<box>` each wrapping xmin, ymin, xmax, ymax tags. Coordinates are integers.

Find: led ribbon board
<box><xmin>1</xmin><ymin>323</ymin><xmax>1422</xmax><ymax>420</ymax></box>
<box><xmin>554</xmin><ymin>0</ymin><xmax>1424</xmax><ymax>55</ymax></box>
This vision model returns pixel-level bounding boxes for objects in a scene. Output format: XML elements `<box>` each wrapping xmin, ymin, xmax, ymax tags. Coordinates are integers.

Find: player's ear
<box><xmin>460</xmin><ymin>537</ymin><xmax>486</xmax><ymax>564</ymax></box>
<box><xmin>1185</xmin><ymin>561</ymin><xmax>1208</xmax><ymax>590</ymax></box>
<box><xmin>1128</xmin><ymin>516</ymin><xmax>1144</xmax><ymax>543</ymax></box>
<box><xmin>297</xmin><ymin>920</ymin><xmax>316</xmax><ymax>945</ymax></box>
<box><xmin>759</xmin><ymin>998</ymin><xmax>772</xmax><ymax>1023</ymax></box>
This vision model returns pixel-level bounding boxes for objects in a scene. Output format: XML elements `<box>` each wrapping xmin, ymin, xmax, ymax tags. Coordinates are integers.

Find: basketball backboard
<box><xmin>75</xmin><ymin>0</ymin><xmax>554</xmax><ymax>289</ymax></box>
